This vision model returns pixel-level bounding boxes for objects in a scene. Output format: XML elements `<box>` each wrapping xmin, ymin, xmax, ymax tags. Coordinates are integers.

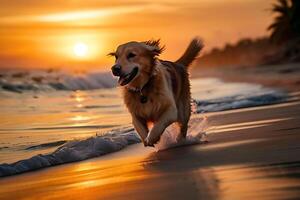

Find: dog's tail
<box><xmin>175</xmin><ymin>37</ymin><xmax>203</xmax><ymax>67</ymax></box>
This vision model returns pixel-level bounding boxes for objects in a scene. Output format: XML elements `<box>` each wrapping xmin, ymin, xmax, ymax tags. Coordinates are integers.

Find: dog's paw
<box><xmin>176</xmin><ymin>134</ymin><xmax>186</xmax><ymax>143</ymax></box>
<box><xmin>144</xmin><ymin>137</ymin><xmax>155</xmax><ymax>147</ymax></box>
<box><xmin>143</xmin><ymin>141</ymin><xmax>153</xmax><ymax>147</ymax></box>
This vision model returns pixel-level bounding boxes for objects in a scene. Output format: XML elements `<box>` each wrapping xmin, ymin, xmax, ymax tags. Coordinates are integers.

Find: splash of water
<box><xmin>155</xmin><ymin>116</ymin><xmax>208</xmax><ymax>151</ymax></box>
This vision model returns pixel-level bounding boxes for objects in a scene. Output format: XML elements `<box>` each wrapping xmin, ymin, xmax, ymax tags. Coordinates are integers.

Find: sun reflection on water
<box><xmin>73</xmin><ymin>91</ymin><xmax>86</xmax><ymax>103</ymax></box>
<box><xmin>69</xmin><ymin>91</ymin><xmax>92</xmax><ymax>126</ymax></box>
<box><xmin>70</xmin><ymin>115</ymin><xmax>91</xmax><ymax>122</ymax></box>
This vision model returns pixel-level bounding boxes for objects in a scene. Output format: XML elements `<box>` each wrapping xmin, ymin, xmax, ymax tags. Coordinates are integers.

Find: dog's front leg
<box><xmin>145</xmin><ymin>107</ymin><xmax>177</xmax><ymax>146</ymax></box>
<box><xmin>132</xmin><ymin>115</ymin><xmax>149</xmax><ymax>145</ymax></box>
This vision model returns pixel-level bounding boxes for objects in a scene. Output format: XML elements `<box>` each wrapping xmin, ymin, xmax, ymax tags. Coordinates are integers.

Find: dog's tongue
<box><xmin>118</xmin><ymin>76</ymin><xmax>126</xmax><ymax>86</ymax></box>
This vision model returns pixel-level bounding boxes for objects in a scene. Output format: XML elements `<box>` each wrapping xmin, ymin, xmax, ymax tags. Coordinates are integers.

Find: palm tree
<box><xmin>290</xmin><ymin>0</ymin><xmax>300</xmax><ymax>36</ymax></box>
<box><xmin>268</xmin><ymin>0</ymin><xmax>300</xmax><ymax>44</ymax></box>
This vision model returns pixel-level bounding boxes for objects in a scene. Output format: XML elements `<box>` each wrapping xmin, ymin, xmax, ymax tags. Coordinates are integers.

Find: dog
<box><xmin>109</xmin><ymin>38</ymin><xmax>203</xmax><ymax>147</ymax></box>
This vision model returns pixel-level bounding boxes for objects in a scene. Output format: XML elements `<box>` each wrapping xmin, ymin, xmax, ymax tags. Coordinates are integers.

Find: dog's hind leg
<box><xmin>177</xmin><ymin>99</ymin><xmax>191</xmax><ymax>141</ymax></box>
<box><xmin>177</xmin><ymin>118</ymin><xmax>189</xmax><ymax>142</ymax></box>
<box><xmin>179</xmin><ymin>122</ymin><xmax>188</xmax><ymax>138</ymax></box>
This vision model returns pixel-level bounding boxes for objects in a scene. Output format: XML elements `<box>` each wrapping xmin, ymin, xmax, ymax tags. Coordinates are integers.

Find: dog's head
<box><xmin>109</xmin><ymin>40</ymin><xmax>164</xmax><ymax>87</ymax></box>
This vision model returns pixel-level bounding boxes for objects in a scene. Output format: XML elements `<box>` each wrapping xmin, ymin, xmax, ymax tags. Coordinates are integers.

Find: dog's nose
<box><xmin>111</xmin><ymin>64</ymin><xmax>122</xmax><ymax>76</ymax></box>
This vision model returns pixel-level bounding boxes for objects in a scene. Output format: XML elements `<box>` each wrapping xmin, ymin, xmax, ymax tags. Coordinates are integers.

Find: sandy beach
<box><xmin>0</xmin><ymin>91</ymin><xmax>299</xmax><ymax>200</ymax></box>
<box><xmin>1</xmin><ymin>0</ymin><xmax>300</xmax><ymax>199</ymax></box>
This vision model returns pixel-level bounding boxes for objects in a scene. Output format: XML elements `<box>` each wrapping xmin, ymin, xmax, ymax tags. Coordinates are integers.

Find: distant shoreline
<box><xmin>191</xmin><ymin>62</ymin><xmax>300</xmax><ymax>91</ymax></box>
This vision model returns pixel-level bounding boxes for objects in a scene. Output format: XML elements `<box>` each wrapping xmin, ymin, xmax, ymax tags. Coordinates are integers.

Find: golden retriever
<box><xmin>109</xmin><ymin>38</ymin><xmax>203</xmax><ymax>146</ymax></box>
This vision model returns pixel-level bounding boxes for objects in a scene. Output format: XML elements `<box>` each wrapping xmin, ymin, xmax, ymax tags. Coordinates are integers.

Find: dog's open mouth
<box><xmin>118</xmin><ymin>67</ymin><xmax>139</xmax><ymax>86</ymax></box>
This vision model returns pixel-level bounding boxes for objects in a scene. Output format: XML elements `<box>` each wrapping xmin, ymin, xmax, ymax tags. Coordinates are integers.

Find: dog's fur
<box><xmin>110</xmin><ymin>38</ymin><xmax>203</xmax><ymax>146</ymax></box>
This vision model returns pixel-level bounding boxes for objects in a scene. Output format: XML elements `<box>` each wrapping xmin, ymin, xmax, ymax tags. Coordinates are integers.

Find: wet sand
<box><xmin>0</xmin><ymin>92</ymin><xmax>300</xmax><ymax>200</ymax></box>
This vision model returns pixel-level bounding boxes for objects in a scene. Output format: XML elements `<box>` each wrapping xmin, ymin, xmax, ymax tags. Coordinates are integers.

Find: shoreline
<box><xmin>1</xmin><ymin>93</ymin><xmax>300</xmax><ymax>199</ymax></box>
<box><xmin>191</xmin><ymin>63</ymin><xmax>300</xmax><ymax>91</ymax></box>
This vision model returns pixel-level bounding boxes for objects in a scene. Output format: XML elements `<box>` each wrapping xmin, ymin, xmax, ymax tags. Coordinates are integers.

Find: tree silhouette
<box><xmin>268</xmin><ymin>0</ymin><xmax>300</xmax><ymax>44</ymax></box>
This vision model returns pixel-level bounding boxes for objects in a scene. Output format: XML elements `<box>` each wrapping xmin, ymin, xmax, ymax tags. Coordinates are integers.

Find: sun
<box><xmin>73</xmin><ymin>42</ymin><xmax>88</xmax><ymax>57</ymax></box>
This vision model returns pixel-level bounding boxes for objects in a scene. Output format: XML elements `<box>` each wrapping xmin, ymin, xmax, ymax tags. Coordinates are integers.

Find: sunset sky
<box><xmin>0</xmin><ymin>0</ymin><xmax>274</xmax><ymax>71</ymax></box>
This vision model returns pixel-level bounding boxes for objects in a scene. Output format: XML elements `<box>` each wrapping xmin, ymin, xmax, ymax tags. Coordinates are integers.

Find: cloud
<box><xmin>0</xmin><ymin>4</ymin><xmax>174</xmax><ymax>24</ymax></box>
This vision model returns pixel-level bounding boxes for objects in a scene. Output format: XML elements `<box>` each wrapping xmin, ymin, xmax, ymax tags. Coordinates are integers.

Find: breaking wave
<box><xmin>195</xmin><ymin>91</ymin><xmax>286</xmax><ymax>113</ymax></box>
<box><xmin>0</xmin><ymin>70</ymin><xmax>117</xmax><ymax>92</ymax></box>
<box><xmin>0</xmin><ymin>128</ymin><xmax>140</xmax><ymax>176</ymax></box>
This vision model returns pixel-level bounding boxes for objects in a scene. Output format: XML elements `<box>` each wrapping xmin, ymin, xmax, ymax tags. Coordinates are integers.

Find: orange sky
<box><xmin>0</xmin><ymin>0</ymin><xmax>274</xmax><ymax>71</ymax></box>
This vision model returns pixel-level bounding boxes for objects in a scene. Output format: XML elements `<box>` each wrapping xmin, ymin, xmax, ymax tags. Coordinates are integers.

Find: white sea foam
<box><xmin>155</xmin><ymin>117</ymin><xmax>208</xmax><ymax>151</ymax></box>
<box><xmin>0</xmin><ymin>127</ymin><xmax>140</xmax><ymax>177</ymax></box>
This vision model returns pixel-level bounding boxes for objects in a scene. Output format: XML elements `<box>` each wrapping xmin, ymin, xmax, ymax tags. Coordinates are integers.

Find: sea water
<box><xmin>0</xmin><ymin>70</ymin><xmax>286</xmax><ymax>176</ymax></box>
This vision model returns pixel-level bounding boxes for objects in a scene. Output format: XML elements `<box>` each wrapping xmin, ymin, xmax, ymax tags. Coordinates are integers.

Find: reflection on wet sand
<box><xmin>207</xmin><ymin>117</ymin><xmax>292</xmax><ymax>134</ymax></box>
<box><xmin>215</xmin><ymin>162</ymin><xmax>300</xmax><ymax>200</ymax></box>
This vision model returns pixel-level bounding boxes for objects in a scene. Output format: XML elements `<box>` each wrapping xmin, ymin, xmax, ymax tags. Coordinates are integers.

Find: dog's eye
<box><xmin>127</xmin><ymin>52</ymin><xmax>136</xmax><ymax>59</ymax></box>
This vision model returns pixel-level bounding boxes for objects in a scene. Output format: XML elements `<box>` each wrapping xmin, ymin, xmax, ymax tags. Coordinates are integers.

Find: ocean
<box><xmin>0</xmin><ymin>69</ymin><xmax>286</xmax><ymax>176</ymax></box>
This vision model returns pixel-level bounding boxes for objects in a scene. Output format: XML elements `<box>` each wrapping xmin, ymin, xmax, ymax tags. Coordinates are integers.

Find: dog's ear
<box><xmin>142</xmin><ymin>39</ymin><xmax>165</xmax><ymax>56</ymax></box>
<box><xmin>107</xmin><ymin>52</ymin><xmax>116</xmax><ymax>57</ymax></box>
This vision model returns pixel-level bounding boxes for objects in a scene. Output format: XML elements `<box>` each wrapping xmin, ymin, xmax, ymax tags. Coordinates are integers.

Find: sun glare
<box><xmin>73</xmin><ymin>42</ymin><xmax>88</xmax><ymax>57</ymax></box>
